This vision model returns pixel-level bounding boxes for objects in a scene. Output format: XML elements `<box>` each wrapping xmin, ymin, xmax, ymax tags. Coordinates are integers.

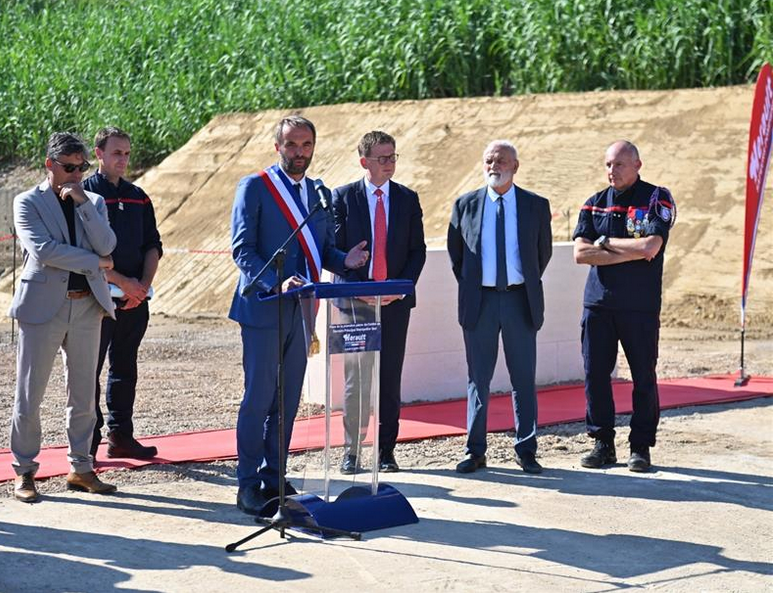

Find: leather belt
<box><xmin>66</xmin><ymin>289</ymin><xmax>92</xmax><ymax>300</ymax></box>
<box><xmin>483</xmin><ymin>284</ymin><xmax>525</xmax><ymax>292</ymax></box>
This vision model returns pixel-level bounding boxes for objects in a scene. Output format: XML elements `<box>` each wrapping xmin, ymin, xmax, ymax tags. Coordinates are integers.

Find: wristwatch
<box><xmin>594</xmin><ymin>235</ymin><xmax>609</xmax><ymax>249</ymax></box>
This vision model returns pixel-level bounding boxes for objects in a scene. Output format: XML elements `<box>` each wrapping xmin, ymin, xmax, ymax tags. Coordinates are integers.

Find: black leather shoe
<box><xmin>456</xmin><ymin>454</ymin><xmax>486</xmax><ymax>474</ymax></box>
<box><xmin>379</xmin><ymin>451</ymin><xmax>399</xmax><ymax>472</ymax></box>
<box><xmin>580</xmin><ymin>439</ymin><xmax>617</xmax><ymax>468</ymax></box>
<box><xmin>340</xmin><ymin>455</ymin><xmax>361</xmax><ymax>475</ymax></box>
<box><xmin>515</xmin><ymin>452</ymin><xmax>543</xmax><ymax>474</ymax></box>
<box><xmin>627</xmin><ymin>447</ymin><xmax>651</xmax><ymax>472</ymax></box>
<box><xmin>236</xmin><ymin>486</ymin><xmax>265</xmax><ymax>515</ymax></box>
<box><xmin>106</xmin><ymin>430</ymin><xmax>158</xmax><ymax>460</ymax></box>
<box><xmin>260</xmin><ymin>481</ymin><xmax>298</xmax><ymax>500</ymax></box>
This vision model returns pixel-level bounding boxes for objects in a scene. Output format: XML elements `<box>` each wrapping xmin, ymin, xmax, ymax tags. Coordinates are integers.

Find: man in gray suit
<box><xmin>448</xmin><ymin>140</ymin><xmax>552</xmax><ymax>475</ymax></box>
<box><xmin>9</xmin><ymin>132</ymin><xmax>119</xmax><ymax>502</ymax></box>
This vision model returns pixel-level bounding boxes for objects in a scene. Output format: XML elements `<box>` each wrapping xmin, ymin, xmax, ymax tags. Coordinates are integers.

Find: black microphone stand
<box><xmin>226</xmin><ymin>195</ymin><xmax>360</xmax><ymax>552</ymax></box>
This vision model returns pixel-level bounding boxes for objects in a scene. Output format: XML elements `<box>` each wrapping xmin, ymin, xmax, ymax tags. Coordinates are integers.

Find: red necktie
<box><xmin>373</xmin><ymin>188</ymin><xmax>387</xmax><ymax>281</ymax></box>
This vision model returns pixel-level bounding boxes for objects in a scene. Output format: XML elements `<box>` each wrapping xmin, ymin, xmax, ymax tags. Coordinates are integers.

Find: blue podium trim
<box><xmin>258</xmin><ymin>279</ymin><xmax>414</xmax><ymax>301</ymax></box>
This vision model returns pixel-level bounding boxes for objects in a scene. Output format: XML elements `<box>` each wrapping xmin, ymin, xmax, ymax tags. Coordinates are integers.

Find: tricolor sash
<box><xmin>260</xmin><ymin>164</ymin><xmax>323</xmax><ymax>356</ymax></box>
<box><xmin>259</xmin><ymin>164</ymin><xmax>322</xmax><ymax>281</ymax></box>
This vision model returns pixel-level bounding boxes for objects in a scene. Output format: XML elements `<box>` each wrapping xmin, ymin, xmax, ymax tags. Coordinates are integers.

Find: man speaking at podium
<box><xmin>332</xmin><ymin>131</ymin><xmax>426</xmax><ymax>474</ymax></box>
<box><xmin>229</xmin><ymin>116</ymin><xmax>368</xmax><ymax>515</ymax></box>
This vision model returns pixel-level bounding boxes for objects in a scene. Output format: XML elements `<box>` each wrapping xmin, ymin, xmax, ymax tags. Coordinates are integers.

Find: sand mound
<box><xmin>4</xmin><ymin>86</ymin><xmax>772</xmax><ymax>331</ymax></box>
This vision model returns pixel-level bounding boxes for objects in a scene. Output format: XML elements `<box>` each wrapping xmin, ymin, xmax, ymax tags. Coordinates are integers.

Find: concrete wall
<box><xmin>306</xmin><ymin>242</ymin><xmax>591</xmax><ymax>407</ymax></box>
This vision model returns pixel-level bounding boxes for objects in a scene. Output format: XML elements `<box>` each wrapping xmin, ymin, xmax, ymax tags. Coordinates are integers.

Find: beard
<box><xmin>484</xmin><ymin>171</ymin><xmax>511</xmax><ymax>189</ymax></box>
<box><xmin>280</xmin><ymin>153</ymin><xmax>312</xmax><ymax>176</ymax></box>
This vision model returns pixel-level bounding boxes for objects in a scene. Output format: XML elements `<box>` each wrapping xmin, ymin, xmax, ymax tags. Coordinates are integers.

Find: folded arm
<box><xmin>574</xmin><ymin>235</ymin><xmax>663</xmax><ymax>266</ymax></box>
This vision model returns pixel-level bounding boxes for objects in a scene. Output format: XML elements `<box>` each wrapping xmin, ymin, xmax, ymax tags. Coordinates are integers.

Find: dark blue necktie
<box><xmin>496</xmin><ymin>196</ymin><xmax>507</xmax><ymax>291</ymax></box>
<box><xmin>293</xmin><ymin>183</ymin><xmax>308</xmax><ymax>277</ymax></box>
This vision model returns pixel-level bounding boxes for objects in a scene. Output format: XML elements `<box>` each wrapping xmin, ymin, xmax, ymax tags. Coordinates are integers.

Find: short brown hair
<box><xmin>357</xmin><ymin>130</ymin><xmax>396</xmax><ymax>157</ymax></box>
<box><xmin>94</xmin><ymin>126</ymin><xmax>131</xmax><ymax>150</ymax></box>
<box><xmin>275</xmin><ymin>115</ymin><xmax>316</xmax><ymax>144</ymax></box>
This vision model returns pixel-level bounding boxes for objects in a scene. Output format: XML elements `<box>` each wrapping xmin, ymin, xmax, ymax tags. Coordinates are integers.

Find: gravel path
<box><xmin>1</xmin><ymin>316</ymin><xmax>770</xmax><ymax>499</ymax></box>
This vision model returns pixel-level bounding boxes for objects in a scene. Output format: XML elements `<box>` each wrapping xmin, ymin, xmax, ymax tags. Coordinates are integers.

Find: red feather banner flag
<box><xmin>737</xmin><ymin>63</ymin><xmax>773</xmax><ymax>384</ymax></box>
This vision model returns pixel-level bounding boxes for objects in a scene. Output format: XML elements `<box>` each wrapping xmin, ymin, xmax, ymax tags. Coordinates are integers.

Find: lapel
<box><xmin>471</xmin><ymin>188</ymin><xmax>487</xmax><ymax>260</ymax></box>
<box><xmin>355</xmin><ymin>179</ymin><xmax>372</xmax><ymax>246</ymax></box>
<box><xmin>38</xmin><ymin>181</ymin><xmax>71</xmax><ymax>243</ymax></box>
<box><xmin>385</xmin><ymin>180</ymin><xmax>399</xmax><ymax>256</ymax></box>
<box><xmin>515</xmin><ymin>184</ymin><xmax>531</xmax><ymax>259</ymax></box>
<box><xmin>301</xmin><ymin>177</ymin><xmax>321</xmax><ymax>250</ymax></box>
<box><xmin>302</xmin><ymin>177</ymin><xmax>315</xmax><ymax>216</ymax></box>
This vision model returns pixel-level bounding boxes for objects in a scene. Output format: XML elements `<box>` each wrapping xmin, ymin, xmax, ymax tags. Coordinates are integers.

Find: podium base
<box><xmin>258</xmin><ymin>483</ymin><xmax>418</xmax><ymax>538</ymax></box>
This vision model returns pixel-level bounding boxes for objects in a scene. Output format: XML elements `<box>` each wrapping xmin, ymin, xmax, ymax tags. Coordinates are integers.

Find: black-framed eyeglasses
<box><xmin>53</xmin><ymin>159</ymin><xmax>90</xmax><ymax>173</ymax></box>
<box><xmin>367</xmin><ymin>153</ymin><xmax>399</xmax><ymax>165</ymax></box>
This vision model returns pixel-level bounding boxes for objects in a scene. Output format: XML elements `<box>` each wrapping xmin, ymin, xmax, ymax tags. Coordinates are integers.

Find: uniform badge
<box><xmin>118</xmin><ymin>201</ymin><xmax>124</xmax><ymax>211</ymax></box>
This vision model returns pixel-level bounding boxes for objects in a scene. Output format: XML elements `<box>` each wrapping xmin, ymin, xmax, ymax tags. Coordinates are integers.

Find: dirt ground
<box><xmin>0</xmin><ymin>314</ymin><xmax>770</xmax><ymax>499</ymax></box>
<box><xmin>0</xmin><ymin>317</ymin><xmax>770</xmax><ymax>592</ymax></box>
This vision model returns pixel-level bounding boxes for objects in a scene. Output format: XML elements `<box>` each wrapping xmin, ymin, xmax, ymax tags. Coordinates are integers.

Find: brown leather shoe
<box><xmin>14</xmin><ymin>472</ymin><xmax>39</xmax><ymax>503</ymax></box>
<box><xmin>66</xmin><ymin>471</ymin><xmax>117</xmax><ymax>494</ymax></box>
<box><xmin>107</xmin><ymin>430</ymin><xmax>158</xmax><ymax>460</ymax></box>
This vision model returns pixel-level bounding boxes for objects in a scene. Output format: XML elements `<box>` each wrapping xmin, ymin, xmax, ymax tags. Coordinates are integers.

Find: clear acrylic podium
<box><xmin>268</xmin><ymin>279</ymin><xmax>419</xmax><ymax>537</ymax></box>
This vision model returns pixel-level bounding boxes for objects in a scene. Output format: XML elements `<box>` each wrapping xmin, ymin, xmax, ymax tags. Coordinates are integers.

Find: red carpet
<box><xmin>1</xmin><ymin>374</ymin><xmax>770</xmax><ymax>481</ymax></box>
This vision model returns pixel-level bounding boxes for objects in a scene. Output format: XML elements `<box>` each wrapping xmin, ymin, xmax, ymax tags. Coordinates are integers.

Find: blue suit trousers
<box><xmin>237</xmin><ymin>299</ymin><xmax>307</xmax><ymax>490</ymax></box>
<box><xmin>463</xmin><ymin>287</ymin><xmax>538</xmax><ymax>458</ymax></box>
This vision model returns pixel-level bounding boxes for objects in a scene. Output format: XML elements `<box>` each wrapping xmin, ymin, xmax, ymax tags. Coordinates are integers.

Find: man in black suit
<box><xmin>332</xmin><ymin>130</ymin><xmax>426</xmax><ymax>473</ymax></box>
<box><xmin>448</xmin><ymin>140</ymin><xmax>552</xmax><ymax>475</ymax></box>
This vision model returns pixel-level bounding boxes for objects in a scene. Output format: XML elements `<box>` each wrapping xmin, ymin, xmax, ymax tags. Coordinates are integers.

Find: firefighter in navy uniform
<box><xmin>572</xmin><ymin>140</ymin><xmax>676</xmax><ymax>472</ymax></box>
<box><xmin>84</xmin><ymin>127</ymin><xmax>163</xmax><ymax>460</ymax></box>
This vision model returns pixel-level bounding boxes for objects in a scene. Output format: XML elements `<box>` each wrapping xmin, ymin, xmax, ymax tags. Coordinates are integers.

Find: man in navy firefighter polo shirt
<box><xmin>573</xmin><ymin>140</ymin><xmax>676</xmax><ymax>472</ymax></box>
<box><xmin>84</xmin><ymin>127</ymin><xmax>163</xmax><ymax>460</ymax></box>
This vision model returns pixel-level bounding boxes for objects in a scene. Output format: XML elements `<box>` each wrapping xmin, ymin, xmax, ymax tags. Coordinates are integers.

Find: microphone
<box><xmin>314</xmin><ymin>179</ymin><xmax>331</xmax><ymax>211</ymax></box>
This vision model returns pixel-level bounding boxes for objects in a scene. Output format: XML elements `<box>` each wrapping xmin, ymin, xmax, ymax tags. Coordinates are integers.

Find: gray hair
<box><xmin>46</xmin><ymin>132</ymin><xmax>89</xmax><ymax>161</ymax></box>
<box><xmin>483</xmin><ymin>139</ymin><xmax>518</xmax><ymax>160</ymax></box>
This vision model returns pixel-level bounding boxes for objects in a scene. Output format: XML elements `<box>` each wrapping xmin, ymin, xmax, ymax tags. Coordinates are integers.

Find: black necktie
<box><xmin>496</xmin><ymin>196</ymin><xmax>507</xmax><ymax>291</ymax></box>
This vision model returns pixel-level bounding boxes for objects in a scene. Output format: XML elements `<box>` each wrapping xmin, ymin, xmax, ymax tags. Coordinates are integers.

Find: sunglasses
<box><xmin>53</xmin><ymin>159</ymin><xmax>91</xmax><ymax>173</ymax></box>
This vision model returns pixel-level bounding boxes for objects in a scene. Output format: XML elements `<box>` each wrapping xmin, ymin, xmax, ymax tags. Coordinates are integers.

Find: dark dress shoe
<box><xmin>456</xmin><ymin>454</ymin><xmax>486</xmax><ymax>474</ymax></box>
<box><xmin>515</xmin><ymin>452</ymin><xmax>543</xmax><ymax>474</ymax></box>
<box><xmin>260</xmin><ymin>481</ymin><xmax>298</xmax><ymax>500</ymax></box>
<box><xmin>106</xmin><ymin>430</ymin><xmax>158</xmax><ymax>460</ymax></box>
<box><xmin>379</xmin><ymin>451</ymin><xmax>399</xmax><ymax>472</ymax></box>
<box><xmin>236</xmin><ymin>486</ymin><xmax>265</xmax><ymax>515</ymax></box>
<box><xmin>66</xmin><ymin>471</ymin><xmax>117</xmax><ymax>494</ymax></box>
<box><xmin>627</xmin><ymin>447</ymin><xmax>651</xmax><ymax>472</ymax></box>
<box><xmin>340</xmin><ymin>455</ymin><xmax>361</xmax><ymax>475</ymax></box>
<box><xmin>14</xmin><ymin>472</ymin><xmax>39</xmax><ymax>503</ymax></box>
<box><xmin>581</xmin><ymin>439</ymin><xmax>617</xmax><ymax>468</ymax></box>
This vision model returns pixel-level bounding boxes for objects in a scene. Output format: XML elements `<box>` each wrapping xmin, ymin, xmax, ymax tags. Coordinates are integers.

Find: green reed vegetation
<box><xmin>1</xmin><ymin>0</ymin><xmax>770</xmax><ymax>167</ymax></box>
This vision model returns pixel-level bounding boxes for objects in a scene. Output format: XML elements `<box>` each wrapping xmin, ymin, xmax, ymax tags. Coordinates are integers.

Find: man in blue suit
<box><xmin>229</xmin><ymin>115</ymin><xmax>368</xmax><ymax>515</ymax></box>
<box><xmin>448</xmin><ymin>140</ymin><xmax>552</xmax><ymax>475</ymax></box>
<box><xmin>332</xmin><ymin>131</ymin><xmax>426</xmax><ymax>474</ymax></box>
